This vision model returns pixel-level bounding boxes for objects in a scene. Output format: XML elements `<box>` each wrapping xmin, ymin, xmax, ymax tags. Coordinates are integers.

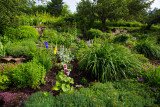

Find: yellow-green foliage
<box><xmin>3</xmin><ymin>26</ymin><xmax>39</xmax><ymax>40</ymax></box>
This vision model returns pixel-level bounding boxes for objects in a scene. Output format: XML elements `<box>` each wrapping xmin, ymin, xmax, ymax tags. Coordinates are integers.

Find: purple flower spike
<box><xmin>134</xmin><ymin>69</ymin><xmax>136</xmax><ymax>71</ymax></box>
<box><xmin>141</xmin><ymin>79</ymin><xmax>143</xmax><ymax>81</ymax></box>
<box><xmin>44</xmin><ymin>42</ymin><xmax>48</xmax><ymax>49</ymax></box>
<box><xmin>153</xmin><ymin>88</ymin><xmax>156</xmax><ymax>91</ymax></box>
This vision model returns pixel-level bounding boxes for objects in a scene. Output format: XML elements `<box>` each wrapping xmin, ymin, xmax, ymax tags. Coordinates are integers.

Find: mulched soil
<box><xmin>0</xmin><ymin>60</ymin><xmax>95</xmax><ymax>107</ymax></box>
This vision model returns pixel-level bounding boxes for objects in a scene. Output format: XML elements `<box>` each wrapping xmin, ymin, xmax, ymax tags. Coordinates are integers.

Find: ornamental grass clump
<box><xmin>135</xmin><ymin>40</ymin><xmax>160</xmax><ymax>59</ymax></box>
<box><xmin>79</xmin><ymin>41</ymin><xmax>141</xmax><ymax>82</ymax></box>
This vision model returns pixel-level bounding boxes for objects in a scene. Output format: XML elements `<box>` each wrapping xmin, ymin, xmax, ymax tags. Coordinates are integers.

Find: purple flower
<box><xmin>153</xmin><ymin>74</ymin><xmax>155</xmax><ymax>76</ymax></box>
<box><xmin>141</xmin><ymin>79</ymin><xmax>143</xmax><ymax>81</ymax></box>
<box><xmin>138</xmin><ymin>78</ymin><xmax>140</xmax><ymax>81</ymax></box>
<box><xmin>149</xmin><ymin>83</ymin><xmax>151</xmax><ymax>86</ymax></box>
<box><xmin>44</xmin><ymin>42</ymin><xmax>48</xmax><ymax>49</ymax></box>
<box><xmin>153</xmin><ymin>88</ymin><xmax>156</xmax><ymax>91</ymax></box>
<box><xmin>144</xmin><ymin>69</ymin><xmax>147</xmax><ymax>71</ymax></box>
<box><xmin>2</xmin><ymin>68</ymin><xmax>3</xmax><ymax>70</ymax></box>
<box><xmin>134</xmin><ymin>69</ymin><xmax>136</xmax><ymax>71</ymax></box>
<box><xmin>137</xmin><ymin>74</ymin><xmax>139</xmax><ymax>76</ymax></box>
<box><xmin>146</xmin><ymin>66</ymin><xmax>149</xmax><ymax>68</ymax></box>
<box><xmin>124</xmin><ymin>77</ymin><xmax>126</xmax><ymax>79</ymax></box>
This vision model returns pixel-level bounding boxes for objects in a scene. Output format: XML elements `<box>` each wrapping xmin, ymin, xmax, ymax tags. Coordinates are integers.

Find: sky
<box><xmin>36</xmin><ymin>0</ymin><xmax>160</xmax><ymax>13</ymax></box>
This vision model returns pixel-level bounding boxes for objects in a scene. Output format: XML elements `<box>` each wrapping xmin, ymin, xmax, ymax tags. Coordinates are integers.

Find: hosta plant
<box><xmin>52</xmin><ymin>64</ymin><xmax>74</xmax><ymax>94</ymax></box>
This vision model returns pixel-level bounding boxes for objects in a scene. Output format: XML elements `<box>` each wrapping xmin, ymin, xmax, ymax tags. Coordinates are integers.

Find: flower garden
<box><xmin>0</xmin><ymin>13</ymin><xmax>160</xmax><ymax>107</ymax></box>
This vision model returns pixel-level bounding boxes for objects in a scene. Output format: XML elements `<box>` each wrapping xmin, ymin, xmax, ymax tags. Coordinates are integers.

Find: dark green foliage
<box><xmin>79</xmin><ymin>41</ymin><xmax>141</xmax><ymax>82</ymax></box>
<box><xmin>10</xmin><ymin>58</ymin><xmax>46</xmax><ymax>89</ymax></box>
<box><xmin>157</xmin><ymin>36</ymin><xmax>160</xmax><ymax>44</ymax></box>
<box><xmin>3</xmin><ymin>26</ymin><xmax>39</xmax><ymax>41</ymax></box>
<box><xmin>113</xmin><ymin>34</ymin><xmax>129</xmax><ymax>43</ymax></box>
<box><xmin>24</xmin><ymin>91</ymin><xmax>55</xmax><ymax>107</ymax></box>
<box><xmin>47</xmin><ymin>0</ymin><xmax>64</xmax><ymax>17</ymax></box>
<box><xmin>87</xmin><ymin>28</ymin><xmax>104</xmax><ymax>39</ymax></box>
<box><xmin>5</xmin><ymin>40</ymin><xmax>38</xmax><ymax>58</ymax></box>
<box><xmin>24</xmin><ymin>80</ymin><xmax>159</xmax><ymax>106</ymax></box>
<box><xmin>135</xmin><ymin>40</ymin><xmax>160</xmax><ymax>59</ymax></box>
<box><xmin>81</xmin><ymin>77</ymin><xmax>88</xmax><ymax>85</ymax></box>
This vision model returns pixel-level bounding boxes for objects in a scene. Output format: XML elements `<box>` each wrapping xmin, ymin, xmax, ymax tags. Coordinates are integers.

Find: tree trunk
<box><xmin>101</xmin><ymin>17</ymin><xmax>106</xmax><ymax>31</ymax></box>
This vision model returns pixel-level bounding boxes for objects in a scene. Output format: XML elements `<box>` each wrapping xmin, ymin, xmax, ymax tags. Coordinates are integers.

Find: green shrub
<box><xmin>10</xmin><ymin>58</ymin><xmax>46</xmax><ymax>89</ymax></box>
<box><xmin>54</xmin><ymin>80</ymin><xmax>156</xmax><ymax>107</ymax></box>
<box><xmin>87</xmin><ymin>28</ymin><xmax>104</xmax><ymax>39</ymax></box>
<box><xmin>135</xmin><ymin>40</ymin><xmax>160</xmax><ymax>59</ymax></box>
<box><xmin>5</xmin><ymin>40</ymin><xmax>38</xmax><ymax>58</ymax></box>
<box><xmin>78</xmin><ymin>41</ymin><xmax>141</xmax><ymax>82</ymax></box>
<box><xmin>3</xmin><ymin>26</ymin><xmax>39</xmax><ymax>41</ymax></box>
<box><xmin>34</xmin><ymin>49</ymin><xmax>53</xmax><ymax>72</ymax></box>
<box><xmin>157</xmin><ymin>36</ymin><xmax>160</xmax><ymax>44</ymax></box>
<box><xmin>113</xmin><ymin>34</ymin><xmax>129</xmax><ymax>43</ymax></box>
<box><xmin>0</xmin><ymin>41</ymin><xmax>5</xmax><ymax>58</ymax></box>
<box><xmin>24</xmin><ymin>91</ymin><xmax>55</xmax><ymax>107</ymax></box>
<box><xmin>0</xmin><ymin>75</ymin><xmax>11</xmax><ymax>90</ymax></box>
<box><xmin>81</xmin><ymin>77</ymin><xmax>88</xmax><ymax>85</ymax></box>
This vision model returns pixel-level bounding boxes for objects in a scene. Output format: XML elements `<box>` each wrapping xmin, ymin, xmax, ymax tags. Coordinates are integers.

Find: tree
<box><xmin>126</xmin><ymin>0</ymin><xmax>154</xmax><ymax>21</ymax></box>
<box><xmin>93</xmin><ymin>0</ymin><xmax>129</xmax><ymax>27</ymax></box>
<box><xmin>47</xmin><ymin>0</ymin><xmax>64</xmax><ymax>17</ymax></box>
<box><xmin>146</xmin><ymin>8</ymin><xmax>160</xmax><ymax>29</ymax></box>
<box><xmin>0</xmin><ymin>0</ymin><xmax>29</xmax><ymax>33</ymax></box>
<box><xmin>76</xmin><ymin>0</ymin><xmax>95</xmax><ymax>30</ymax></box>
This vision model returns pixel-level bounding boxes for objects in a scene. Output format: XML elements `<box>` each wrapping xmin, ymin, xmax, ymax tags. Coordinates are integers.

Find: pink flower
<box><xmin>134</xmin><ymin>69</ymin><xmax>136</xmax><ymax>71</ymax></box>
<box><xmin>137</xmin><ymin>74</ymin><xmax>139</xmax><ymax>76</ymax></box>
<box><xmin>144</xmin><ymin>69</ymin><xmax>147</xmax><ymax>71</ymax></box>
<box><xmin>64</xmin><ymin>75</ymin><xmax>67</xmax><ymax>77</ymax></box>
<box><xmin>63</xmin><ymin>64</ymin><xmax>67</xmax><ymax>69</ymax></box>
<box><xmin>141</xmin><ymin>79</ymin><xmax>143</xmax><ymax>81</ymax></box>
<box><xmin>66</xmin><ymin>72</ymin><xmax>70</xmax><ymax>76</ymax></box>
<box><xmin>153</xmin><ymin>88</ymin><xmax>156</xmax><ymax>91</ymax></box>
<box><xmin>138</xmin><ymin>78</ymin><xmax>140</xmax><ymax>81</ymax></box>
<box><xmin>2</xmin><ymin>68</ymin><xmax>4</xmax><ymax>70</ymax></box>
<box><xmin>64</xmin><ymin>69</ymin><xmax>68</xmax><ymax>72</ymax></box>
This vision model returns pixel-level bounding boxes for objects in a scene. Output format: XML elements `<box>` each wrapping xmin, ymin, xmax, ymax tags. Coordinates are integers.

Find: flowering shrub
<box><xmin>0</xmin><ymin>92</ymin><xmax>29</xmax><ymax>106</ymax></box>
<box><xmin>52</xmin><ymin>64</ymin><xmax>74</xmax><ymax>94</ymax></box>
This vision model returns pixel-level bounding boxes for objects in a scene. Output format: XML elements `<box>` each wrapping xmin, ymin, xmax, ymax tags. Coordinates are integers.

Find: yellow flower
<box><xmin>54</xmin><ymin>46</ymin><xmax>57</xmax><ymax>54</ymax></box>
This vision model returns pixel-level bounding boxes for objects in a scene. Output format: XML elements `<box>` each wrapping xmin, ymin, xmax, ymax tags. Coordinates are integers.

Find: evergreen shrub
<box><xmin>87</xmin><ymin>28</ymin><xmax>104</xmax><ymax>39</ymax></box>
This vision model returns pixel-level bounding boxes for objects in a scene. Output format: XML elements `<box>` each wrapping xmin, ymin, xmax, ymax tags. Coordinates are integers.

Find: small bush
<box><xmin>24</xmin><ymin>91</ymin><xmax>55</xmax><ymax>107</ymax></box>
<box><xmin>78</xmin><ymin>41</ymin><xmax>141</xmax><ymax>82</ymax></box>
<box><xmin>10</xmin><ymin>58</ymin><xmax>46</xmax><ymax>89</ymax></box>
<box><xmin>3</xmin><ymin>26</ymin><xmax>39</xmax><ymax>41</ymax></box>
<box><xmin>87</xmin><ymin>28</ymin><xmax>104</xmax><ymax>39</ymax></box>
<box><xmin>5</xmin><ymin>40</ymin><xmax>38</xmax><ymax>58</ymax></box>
<box><xmin>113</xmin><ymin>34</ymin><xmax>129</xmax><ymax>43</ymax></box>
<box><xmin>34</xmin><ymin>49</ymin><xmax>53</xmax><ymax>72</ymax></box>
<box><xmin>135</xmin><ymin>40</ymin><xmax>160</xmax><ymax>59</ymax></box>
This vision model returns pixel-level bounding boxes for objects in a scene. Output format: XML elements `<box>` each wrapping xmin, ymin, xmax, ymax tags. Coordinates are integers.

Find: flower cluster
<box><xmin>0</xmin><ymin>92</ymin><xmax>29</xmax><ymax>105</ymax></box>
<box><xmin>63</xmin><ymin>64</ymin><xmax>71</xmax><ymax>77</ymax></box>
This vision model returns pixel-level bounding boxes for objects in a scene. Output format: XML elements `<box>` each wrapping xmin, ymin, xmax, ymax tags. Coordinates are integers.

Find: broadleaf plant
<box><xmin>52</xmin><ymin>64</ymin><xmax>74</xmax><ymax>94</ymax></box>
